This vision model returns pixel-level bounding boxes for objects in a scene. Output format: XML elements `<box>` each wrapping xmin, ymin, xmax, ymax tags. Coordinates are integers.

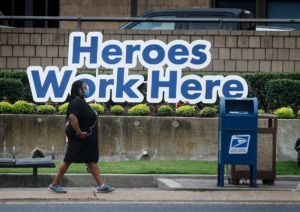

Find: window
<box><xmin>0</xmin><ymin>0</ymin><xmax>59</xmax><ymax>28</ymax></box>
<box><xmin>131</xmin><ymin>16</ymin><xmax>176</xmax><ymax>30</ymax></box>
<box><xmin>215</xmin><ymin>0</ymin><xmax>256</xmax><ymax>17</ymax></box>
<box><xmin>267</xmin><ymin>0</ymin><xmax>300</xmax><ymax>29</ymax></box>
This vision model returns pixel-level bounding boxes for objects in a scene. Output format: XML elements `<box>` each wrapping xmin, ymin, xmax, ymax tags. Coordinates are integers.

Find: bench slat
<box><xmin>16</xmin><ymin>157</ymin><xmax>55</xmax><ymax>168</ymax></box>
<box><xmin>0</xmin><ymin>158</ymin><xmax>16</xmax><ymax>167</ymax></box>
<box><xmin>0</xmin><ymin>146</ymin><xmax>56</xmax><ymax>186</ymax></box>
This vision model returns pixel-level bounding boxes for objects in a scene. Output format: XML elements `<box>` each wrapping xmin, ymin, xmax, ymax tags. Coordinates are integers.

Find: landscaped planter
<box><xmin>0</xmin><ymin>114</ymin><xmax>299</xmax><ymax>161</ymax></box>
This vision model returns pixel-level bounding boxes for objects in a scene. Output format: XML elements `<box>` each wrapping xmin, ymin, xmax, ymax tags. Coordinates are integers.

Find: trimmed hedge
<box><xmin>110</xmin><ymin>105</ymin><xmax>125</xmax><ymax>115</ymax></box>
<box><xmin>128</xmin><ymin>104</ymin><xmax>150</xmax><ymax>116</ymax></box>
<box><xmin>176</xmin><ymin>105</ymin><xmax>196</xmax><ymax>117</ymax></box>
<box><xmin>0</xmin><ymin>101</ymin><xmax>13</xmax><ymax>114</ymax></box>
<box><xmin>37</xmin><ymin>105</ymin><xmax>56</xmax><ymax>114</ymax></box>
<box><xmin>1</xmin><ymin>71</ymin><xmax>300</xmax><ymax>115</ymax></box>
<box><xmin>58</xmin><ymin>102</ymin><xmax>69</xmax><ymax>115</ymax></box>
<box><xmin>199</xmin><ymin>106</ymin><xmax>217</xmax><ymax>117</ymax></box>
<box><xmin>266</xmin><ymin>79</ymin><xmax>300</xmax><ymax>111</ymax></box>
<box><xmin>242</xmin><ymin>72</ymin><xmax>300</xmax><ymax>112</ymax></box>
<box><xmin>89</xmin><ymin>103</ymin><xmax>105</xmax><ymax>114</ymax></box>
<box><xmin>0</xmin><ymin>78</ymin><xmax>24</xmax><ymax>103</ymax></box>
<box><xmin>12</xmin><ymin>100</ymin><xmax>35</xmax><ymax>114</ymax></box>
<box><xmin>0</xmin><ymin>72</ymin><xmax>32</xmax><ymax>102</ymax></box>
<box><xmin>274</xmin><ymin>107</ymin><xmax>295</xmax><ymax>119</ymax></box>
<box><xmin>157</xmin><ymin>105</ymin><xmax>173</xmax><ymax>116</ymax></box>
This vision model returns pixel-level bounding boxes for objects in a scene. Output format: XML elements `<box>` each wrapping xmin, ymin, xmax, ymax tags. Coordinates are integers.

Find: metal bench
<box><xmin>0</xmin><ymin>146</ymin><xmax>56</xmax><ymax>187</ymax></box>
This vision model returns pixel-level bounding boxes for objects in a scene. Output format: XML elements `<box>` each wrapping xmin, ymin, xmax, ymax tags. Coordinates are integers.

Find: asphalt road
<box><xmin>1</xmin><ymin>199</ymin><xmax>300</xmax><ymax>212</ymax></box>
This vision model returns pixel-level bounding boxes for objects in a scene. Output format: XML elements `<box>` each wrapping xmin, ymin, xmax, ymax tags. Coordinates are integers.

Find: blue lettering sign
<box><xmin>27</xmin><ymin>32</ymin><xmax>248</xmax><ymax>104</ymax></box>
<box><xmin>27</xmin><ymin>66</ymin><xmax>76</xmax><ymax>102</ymax></box>
<box><xmin>147</xmin><ymin>69</ymin><xmax>178</xmax><ymax>103</ymax></box>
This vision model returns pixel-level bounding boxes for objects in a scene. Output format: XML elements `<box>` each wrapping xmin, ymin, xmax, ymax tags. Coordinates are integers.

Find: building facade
<box><xmin>0</xmin><ymin>1</ymin><xmax>299</xmax><ymax>72</ymax></box>
<box><xmin>1</xmin><ymin>0</ymin><xmax>300</xmax><ymax>29</ymax></box>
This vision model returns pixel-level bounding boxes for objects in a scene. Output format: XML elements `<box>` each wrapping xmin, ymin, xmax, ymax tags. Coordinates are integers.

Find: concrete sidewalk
<box><xmin>0</xmin><ymin>174</ymin><xmax>299</xmax><ymax>201</ymax></box>
<box><xmin>1</xmin><ymin>187</ymin><xmax>300</xmax><ymax>202</ymax></box>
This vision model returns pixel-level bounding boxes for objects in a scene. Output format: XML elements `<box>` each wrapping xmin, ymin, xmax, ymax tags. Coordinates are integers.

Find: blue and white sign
<box><xmin>229</xmin><ymin>135</ymin><xmax>250</xmax><ymax>154</ymax></box>
<box><xmin>27</xmin><ymin>32</ymin><xmax>248</xmax><ymax>103</ymax></box>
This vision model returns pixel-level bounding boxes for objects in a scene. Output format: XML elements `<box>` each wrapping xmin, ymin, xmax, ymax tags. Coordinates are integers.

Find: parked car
<box><xmin>120</xmin><ymin>8</ymin><xmax>255</xmax><ymax>30</ymax></box>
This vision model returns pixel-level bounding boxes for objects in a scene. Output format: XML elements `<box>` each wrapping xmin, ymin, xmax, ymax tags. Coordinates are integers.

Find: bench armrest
<box><xmin>51</xmin><ymin>146</ymin><xmax>55</xmax><ymax>161</ymax></box>
<box><xmin>13</xmin><ymin>146</ymin><xmax>16</xmax><ymax>159</ymax></box>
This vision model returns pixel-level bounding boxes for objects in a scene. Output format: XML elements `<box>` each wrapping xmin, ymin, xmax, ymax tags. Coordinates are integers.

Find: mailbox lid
<box><xmin>220</xmin><ymin>98</ymin><xmax>258</xmax><ymax>116</ymax></box>
<box><xmin>219</xmin><ymin>97</ymin><xmax>258</xmax><ymax>130</ymax></box>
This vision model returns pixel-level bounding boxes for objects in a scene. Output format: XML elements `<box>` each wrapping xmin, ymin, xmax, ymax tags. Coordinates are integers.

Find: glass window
<box><xmin>267</xmin><ymin>0</ymin><xmax>300</xmax><ymax>30</ymax></box>
<box><xmin>216</xmin><ymin>0</ymin><xmax>256</xmax><ymax>16</ymax></box>
<box><xmin>0</xmin><ymin>0</ymin><xmax>59</xmax><ymax>28</ymax></box>
<box><xmin>131</xmin><ymin>16</ymin><xmax>176</xmax><ymax>30</ymax></box>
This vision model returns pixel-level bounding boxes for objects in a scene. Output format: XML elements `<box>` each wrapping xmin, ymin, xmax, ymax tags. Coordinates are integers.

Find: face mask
<box><xmin>83</xmin><ymin>89</ymin><xmax>90</xmax><ymax>97</ymax></box>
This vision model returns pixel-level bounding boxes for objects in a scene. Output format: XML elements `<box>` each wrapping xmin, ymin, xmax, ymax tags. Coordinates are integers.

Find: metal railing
<box><xmin>1</xmin><ymin>16</ymin><xmax>300</xmax><ymax>29</ymax></box>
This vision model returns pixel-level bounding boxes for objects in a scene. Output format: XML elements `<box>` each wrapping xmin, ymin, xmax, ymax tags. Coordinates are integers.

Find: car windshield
<box><xmin>255</xmin><ymin>25</ymin><xmax>296</xmax><ymax>31</ymax></box>
<box><xmin>130</xmin><ymin>15</ymin><xmax>176</xmax><ymax>30</ymax></box>
<box><xmin>121</xmin><ymin>9</ymin><xmax>255</xmax><ymax>30</ymax></box>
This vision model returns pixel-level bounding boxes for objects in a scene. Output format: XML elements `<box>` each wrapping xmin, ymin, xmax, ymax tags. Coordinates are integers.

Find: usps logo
<box><xmin>229</xmin><ymin>135</ymin><xmax>250</xmax><ymax>154</ymax></box>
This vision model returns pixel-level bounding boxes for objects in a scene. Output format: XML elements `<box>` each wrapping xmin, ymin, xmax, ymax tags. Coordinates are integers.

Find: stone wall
<box><xmin>1</xmin><ymin>28</ymin><xmax>300</xmax><ymax>73</ymax></box>
<box><xmin>0</xmin><ymin>115</ymin><xmax>298</xmax><ymax>162</ymax></box>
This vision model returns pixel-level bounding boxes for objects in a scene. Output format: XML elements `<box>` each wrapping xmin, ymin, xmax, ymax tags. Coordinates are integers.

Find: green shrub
<box><xmin>128</xmin><ymin>104</ymin><xmax>150</xmax><ymax>116</ymax></box>
<box><xmin>258</xmin><ymin>109</ymin><xmax>265</xmax><ymax>114</ymax></box>
<box><xmin>110</xmin><ymin>105</ymin><xmax>125</xmax><ymax>115</ymax></box>
<box><xmin>266</xmin><ymin>79</ymin><xmax>300</xmax><ymax>111</ymax></box>
<box><xmin>274</xmin><ymin>107</ymin><xmax>295</xmax><ymax>119</ymax></box>
<box><xmin>298</xmin><ymin>110</ymin><xmax>300</xmax><ymax>118</ymax></box>
<box><xmin>0</xmin><ymin>78</ymin><xmax>24</xmax><ymax>103</ymax></box>
<box><xmin>199</xmin><ymin>106</ymin><xmax>217</xmax><ymax>117</ymax></box>
<box><xmin>89</xmin><ymin>103</ymin><xmax>105</xmax><ymax>114</ymax></box>
<box><xmin>0</xmin><ymin>72</ymin><xmax>34</xmax><ymax>102</ymax></box>
<box><xmin>12</xmin><ymin>100</ymin><xmax>35</xmax><ymax>114</ymax></box>
<box><xmin>176</xmin><ymin>105</ymin><xmax>196</xmax><ymax>117</ymax></box>
<box><xmin>36</xmin><ymin>105</ymin><xmax>56</xmax><ymax>114</ymax></box>
<box><xmin>157</xmin><ymin>105</ymin><xmax>173</xmax><ymax>116</ymax></box>
<box><xmin>58</xmin><ymin>103</ymin><xmax>69</xmax><ymax>115</ymax></box>
<box><xmin>242</xmin><ymin>72</ymin><xmax>300</xmax><ymax>111</ymax></box>
<box><xmin>0</xmin><ymin>101</ymin><xmax>13</xmax><ymax>114</ymax></box>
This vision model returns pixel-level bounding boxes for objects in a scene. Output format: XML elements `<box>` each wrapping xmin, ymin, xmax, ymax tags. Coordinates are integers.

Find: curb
<box><xmin>0</xmin><ymin>174</ymin><xmax>208</xmax><ymax>188</ymax></box>
<box><xmin>157</xmin><ymin>178</ymin><xmax>184</xmax><ymax>190</ymax></box>
<box><xmin>0</xmin><ymin>174</ymin><xmax>299</xmax><ymax>191</ymax></box>
<box><xmin>157</xmin><ymin>178</ymin><xmax>300</xmax><ymax>192</ymax></box>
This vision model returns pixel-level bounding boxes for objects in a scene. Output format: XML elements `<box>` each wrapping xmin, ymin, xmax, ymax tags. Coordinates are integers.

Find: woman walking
<box><xmin>49</xmin><ymin>80</ymin><xmax>114</xmax><ymax>193</ymax></box>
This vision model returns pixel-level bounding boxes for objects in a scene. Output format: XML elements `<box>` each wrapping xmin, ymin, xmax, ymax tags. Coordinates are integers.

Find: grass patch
<box><xmin>98</xmin><ymin>160</ymin><xmax>218</xmax><ymax>174</ymax></box>
<box><xmin>276</xmin><ymin>161</ymin><xmax>300</xmax><ymax>175</ymax></box>
<box><xmin>0</xmin><ymin>160</ymin><xmax>299</xmax><ymax>175</ymax></box>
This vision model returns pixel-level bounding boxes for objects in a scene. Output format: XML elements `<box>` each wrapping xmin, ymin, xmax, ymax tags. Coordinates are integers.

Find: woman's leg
<box><xmin>88</xmin><ymin>162</ymin><xmax>104</xmax><ymax>186</ymax></box>
<box><xmin>51</xmin><ymin>161</ymin><xmax>71</xmax><ymax>185</ymax></box>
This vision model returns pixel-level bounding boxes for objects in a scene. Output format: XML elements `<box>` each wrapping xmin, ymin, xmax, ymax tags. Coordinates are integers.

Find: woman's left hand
<box><xmin>76</xmin><ymin>131</ymin><xmax>88</xmax><ymax>139</ymax></box>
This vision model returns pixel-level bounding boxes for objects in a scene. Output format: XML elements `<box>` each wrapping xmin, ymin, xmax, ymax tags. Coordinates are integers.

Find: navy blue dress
<box><xmin>64</xmin><ymin>97</ymin><xmax>99</xmax><ymax>163</ymax></box>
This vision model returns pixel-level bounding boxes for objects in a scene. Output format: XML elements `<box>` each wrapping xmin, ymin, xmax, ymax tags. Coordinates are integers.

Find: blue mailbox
<box><xmin>217</xmin><ymin>97</ymin><xmax>258</xmax><ymax>188</ymax></box>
